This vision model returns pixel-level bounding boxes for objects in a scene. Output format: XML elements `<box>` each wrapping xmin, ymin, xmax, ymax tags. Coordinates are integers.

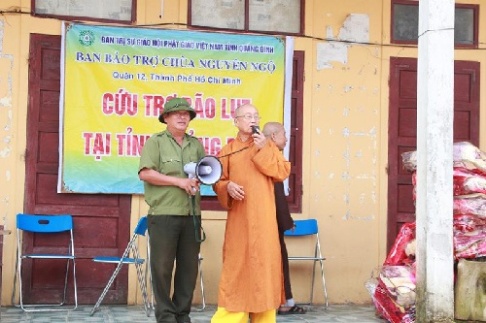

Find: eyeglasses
<box><xmin>235</xmin><ymin>114</ymin><xmax>260</xmax><ymax>121</ymax></box>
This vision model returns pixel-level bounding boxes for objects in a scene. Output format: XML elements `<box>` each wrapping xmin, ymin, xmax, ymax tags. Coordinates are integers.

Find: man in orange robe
<box><xmin>211</xmin><ymin>104</ymin><xmax>291</xmax><ymax>323</ymax></box>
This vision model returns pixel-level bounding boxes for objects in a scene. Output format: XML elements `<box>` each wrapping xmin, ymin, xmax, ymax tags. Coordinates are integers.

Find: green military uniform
<box><xmin>140</xmin><ymin>130</ymin><xmax>205</xmax><ymax>216</ymax></box>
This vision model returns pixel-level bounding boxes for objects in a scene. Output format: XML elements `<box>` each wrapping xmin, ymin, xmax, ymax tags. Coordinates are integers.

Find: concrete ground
<box><xmin>1</xmin><ymin>304</ymin><xmax>386</xmax><ymax>322</ymax></box>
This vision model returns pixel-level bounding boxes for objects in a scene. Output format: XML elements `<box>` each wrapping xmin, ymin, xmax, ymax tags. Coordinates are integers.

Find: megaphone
<box><xmin>183</xmin><ymin>156</ymin><xmax>222</xmax><ymax>185</ymax></box>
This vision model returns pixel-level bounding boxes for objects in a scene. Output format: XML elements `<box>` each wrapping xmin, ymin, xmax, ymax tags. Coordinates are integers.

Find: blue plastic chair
<box><xmin>90</xmin><ymin>216</ymin><xmax>150</xmax><ymax>316</ymax></box>
<box><xmin>284</xmin><ymin>218</ymin><xmax>329</xmax><ymax>308</ymax></box>
<box><xmin>16</xmin><ymin>213</ymin><xmax>77</xmax><ymax>312</ymax></box>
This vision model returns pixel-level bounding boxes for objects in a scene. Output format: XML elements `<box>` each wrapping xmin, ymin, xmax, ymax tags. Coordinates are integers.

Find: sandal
<box><xmin>277</xmin><ymin>305</ymin><xmax>307</xmax><ymax>315</ymax></box>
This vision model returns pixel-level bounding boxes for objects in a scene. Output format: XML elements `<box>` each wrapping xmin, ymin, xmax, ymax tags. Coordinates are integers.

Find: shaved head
<box><xmin>262</xmin><ymin>122</ymin><xmax>287</xmax><ymax>151</ymax></box>
<box><xmin>262</xmin><ymin>122</ymin><xmax>284</xmax><ymax>137</ymax></box>
<box><xmin>234</xmin><ymin>104</ymin><xmax>257</xmax><ymax>118</ymax></box>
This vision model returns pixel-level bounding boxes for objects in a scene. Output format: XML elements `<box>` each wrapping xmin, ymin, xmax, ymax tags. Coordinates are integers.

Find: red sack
<box><xmin>373</xmin><ymin>279</ymin><xmax>408</xmax><ymax>323</ymax></box>
<box><xmin>384</xmin><ymin>222</ymin><xmax>416</xmax><ymax>266</ymax></box>
<box><xmin>452</xmin><ymin>214</ymin><xmax>486</xmax><ymax>259</ymax></box>
<box><xmin>454</xmin><ymin>194</ymin><xmax>486</xmax><ymax>218</ymax></box>
<box><xmin>453</xmin><ymin>167</ymin><xmax>486</xmax><ymax>196</ymax></box>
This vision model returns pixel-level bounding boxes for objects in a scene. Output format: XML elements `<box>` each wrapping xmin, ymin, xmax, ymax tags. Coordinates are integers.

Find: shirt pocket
<box><xmin>159</xmin><ymin>157</ymin><xmax>182</xmax><ymax>176</ymax></box>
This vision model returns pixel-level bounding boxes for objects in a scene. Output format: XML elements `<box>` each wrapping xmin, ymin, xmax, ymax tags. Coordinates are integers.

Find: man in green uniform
<box><xmin>139</xmin><ymin>97</ymin><xmax>206</xmax><ymax>323</ymax></box>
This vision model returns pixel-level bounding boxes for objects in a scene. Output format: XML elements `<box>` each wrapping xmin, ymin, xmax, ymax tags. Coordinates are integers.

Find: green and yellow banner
<box><xmin>59</xmin><ymin>23</ymin><xmax>285</xmax><ymax>194</ymax></box>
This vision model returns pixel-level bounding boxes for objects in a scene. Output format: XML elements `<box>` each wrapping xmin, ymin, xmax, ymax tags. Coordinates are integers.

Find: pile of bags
<box><xmin>367</xmin><ymin>142</ymin><xmax>486</xmax><ymax>323</ymax></box>
<box><xmin>367</xmin><ymin>222</ymin><xmax>416</xmax><ymax>323</ymax></box>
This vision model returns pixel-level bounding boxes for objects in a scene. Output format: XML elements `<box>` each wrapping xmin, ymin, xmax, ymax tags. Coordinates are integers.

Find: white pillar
<box><xmin>416</xmin><ymin>0</ymin><xmax>455</xmax><ymax>322</ymax></box>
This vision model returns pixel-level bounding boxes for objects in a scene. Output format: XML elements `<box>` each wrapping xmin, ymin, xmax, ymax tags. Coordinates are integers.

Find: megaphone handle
<box><xmin>190</xmin><ymin>195</ymin><xmax>206</xmax><ymax>243</ymax></box>
<box><xmin>198</xmin><ymin>226</ymin><xmax>206</xmax><ymax>242</ymax></box>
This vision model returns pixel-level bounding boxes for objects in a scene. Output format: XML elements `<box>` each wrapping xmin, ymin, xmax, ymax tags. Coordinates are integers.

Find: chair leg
<box><xmin>17</xmin><ymin>257</ymin><xmax>77</xmax><ymax>312</ymax></box>
<box><xmin>199</xmin><ymin>258</ymin><xmax>205</xmax><ymax>311</ymax></box>
<box><xmin>132</xmin><ymin>246</ymin><xmax>151</xmax><ymax>316</ymax></box>
<box><xmin>17</xmin><ymin>255</ymin><xmax>24</xmax><ymax>311</ymax></box>
<box><xmin>60</xmin><ymin>258</ymin><xmax>72</xmax><ymax>306</ymax></box>
<box><xmin>310</xmin><ymin>261</ymin><xmax>317</xmax><ymax>306</ymax></box>
<box><xmin>90</xmin><ymin>262</ymin><xmax>125</xmax><ymax>316</ymax></box>
<box><xmin>319</xmin><ymin>259</ymin><xmax>329</xmax><ymax>308</ymax></box>
<box><xmin>71</xmin><ymin>259</ymin><xmax>78</xmax><ymax>310</ymax></box>
<box><xmin>135</xmin><ymin>262</ymin><xmax>151</xmax><ymax>316</ymax></box>
<box><xmin>147</xmin><ymin>266</ymin><xmax>155</xmax><ymax>310</ymax></box>
<box><xmin>61</xmin><ymin>258</ymin><xmax>78</xmax><ymax>310</ymax></box>
<box><xmin>146</xmin><ymin>235</ymin><xmax>156</xmax><ymax>311</ymax></box>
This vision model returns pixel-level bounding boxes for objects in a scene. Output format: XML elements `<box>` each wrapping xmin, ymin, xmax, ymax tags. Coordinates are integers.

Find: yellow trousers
<box><xmin>211</xmin><ymin>307</ymin><xmax>276</xmax><ymax>323</ymax></box>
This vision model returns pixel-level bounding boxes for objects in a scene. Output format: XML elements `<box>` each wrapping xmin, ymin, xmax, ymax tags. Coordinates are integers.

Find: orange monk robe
<box><xmin>213</xmin><ymin>136</ymin><xmax>291</xmax><ymax>313</ymax></box>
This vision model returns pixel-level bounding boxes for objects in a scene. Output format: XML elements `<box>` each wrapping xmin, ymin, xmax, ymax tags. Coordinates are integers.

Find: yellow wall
<box><xmin>2</xmin><ymin>0</ymin><xmax>486</xmax><ymax>307</ymax></box>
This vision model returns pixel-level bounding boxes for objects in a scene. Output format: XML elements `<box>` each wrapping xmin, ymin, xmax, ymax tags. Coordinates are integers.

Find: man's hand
<box><xmin>227</xmin><ymin>181</ymin><xmax>245</xmax><ymax>200</ymax></box>
<box><xmin>252</xmin><ymin>131</ymin><xmax>267</xmax><ymax>150</ymax></box>
<box><xmin>179</xmin><ymin>178</ymin><xmax>200</xmax><ymax>195</ymax></box>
